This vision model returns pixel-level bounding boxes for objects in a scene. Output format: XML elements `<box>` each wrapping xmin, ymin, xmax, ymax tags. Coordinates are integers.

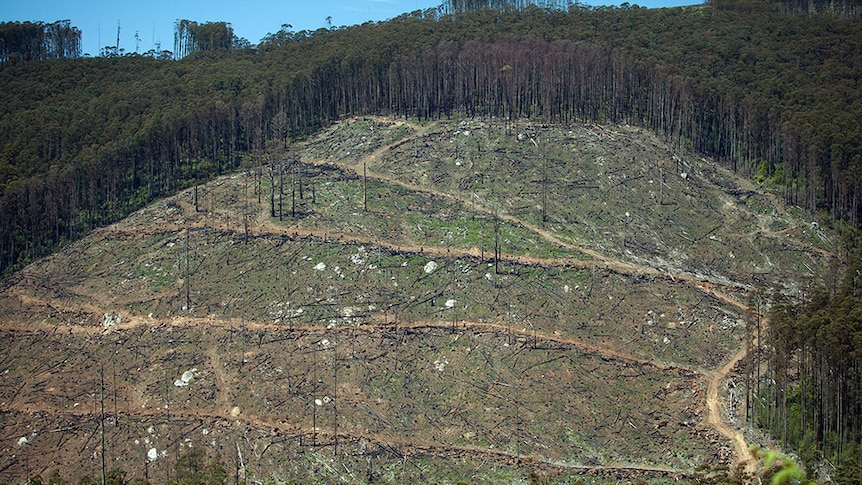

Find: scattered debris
<box><xmin>350</xmin><ymin>247</ymin><xmax>368</xmax><ymax>265</ymax></box>
<box><xmin>174</xmin><ymin>368</ymin><xmax>198</xmax><ymax>387</ymax></box>
<box><xmin>103</xmin><ymin>313</ymin><xmax>122</xmax><ymax>328</ymax></box>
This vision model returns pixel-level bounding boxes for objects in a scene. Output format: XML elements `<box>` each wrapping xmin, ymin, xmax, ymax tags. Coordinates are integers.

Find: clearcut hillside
<box><xmin>0</xmin><ymin>117</ymin><xmax>834</xmax><ymax>484</ymax></box>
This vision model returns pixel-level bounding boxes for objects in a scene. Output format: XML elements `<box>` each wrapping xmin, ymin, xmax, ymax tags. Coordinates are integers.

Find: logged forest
<box><xmin>1</xmin><ymin>0</ymin><xmax>861</xmax><ymax>277</ymax></box>
<box><xmin>0</xmin><ymin>116</ymin><xmax>836</xmax><ymax>484</ymax></box>
<box><xmin>2</xmin><ymin>0</ymin><xmax>862</xmax><ymax>483</ymax></box>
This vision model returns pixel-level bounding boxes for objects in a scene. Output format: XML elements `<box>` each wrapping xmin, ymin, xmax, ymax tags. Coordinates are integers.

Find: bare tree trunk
<box><xmin>333</xmin><ymin>337</ymin><xmax>338</xmax><ymax>456</ymax></box>
<box><xmin>240</xmin><ymin>272</ymin><xmax>245</xmax><ymax>369</ymax></box>
<box><xmin>312</xmin><ymin>344</ymin><xmax>317</xmax><ymax>447</ymax></box>
<box><xmin>100</xmin><ymin>363</ymin><xmax>106</xmax><ymax>485</ymax></box>
<box><xmin>269</xmin><ymin>161</ymin><xmax>275</xmax><ymax>218</ymax></box>
<box><xmin>494</xmin><ymin>212</ymin><xmax>500</xmax><ymax>274</ymax></box>
<box><xmin>279</xmin><ymin>160</ymin><xmax>284</xmax><ymax>221</ymax></box>
<box><xmin>185</xmin><ymin>228</ymin><xmax>191</xmax><ymax>311</ymax></box>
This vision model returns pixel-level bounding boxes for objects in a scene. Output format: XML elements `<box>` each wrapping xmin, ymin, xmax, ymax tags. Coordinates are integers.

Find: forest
<box><xmin>1</xmin><ymin>0</ymin><xmax>862</xmax><ymax>476</ymax></box>
<box><xmin>745</xmin><ymin>235</ymin><xmax>862</xmax><ymax>480</ymax></box>
<box><xmin>0</xmin><ymin>20</ymin><xmax>81</xmax><ymax>67</ymax></box>
<box><xmin>173</xmin><ymin>20</ymin><xmax>250</xmax><ymax>59</ymax></box>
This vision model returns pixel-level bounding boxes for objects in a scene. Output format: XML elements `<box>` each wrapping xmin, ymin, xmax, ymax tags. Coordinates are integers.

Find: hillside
<box><xmin>0</xmin><ymin>117</ymin><xmax>833</xmax><ymax>484</ymax></box>
<box><xmin>1</xmin><ymin>3</ymin><xmax>861</xmax><ymax>279</ymax></box>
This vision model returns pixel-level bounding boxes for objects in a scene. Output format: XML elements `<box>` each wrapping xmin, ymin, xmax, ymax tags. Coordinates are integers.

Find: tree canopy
<box><xmin>0</xmin><ymin>20</ymin><xmax>81</xmax><ymax>67</ymax></box>
<box><xmin>754</xmin><ymin>232</ymin><xmax>862</xmax><ymax>480</ymax></box>
<box><xmin>174</xmin><ymin>20</ymin><xmax>247</xmax><ymax>59</ymax></box>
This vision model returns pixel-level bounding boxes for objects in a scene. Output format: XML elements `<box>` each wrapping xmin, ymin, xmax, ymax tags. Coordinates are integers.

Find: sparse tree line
<box><xmin>710</xmin><ymin>0</ymin><xmax>862</xmax><ymax>18</ymax></box>
<box><xmin>0</xmin><ymin>19</ymin><xmax>245</xmax><ymax>64</ymax></box>
<box><xmin>0</xmin><ymin>20</ymin><xmax>81</xmax><ymax>67</ymax></box>
<box><xmin>441</xmin><ymin>0</ymin><xmax>576</xmax><ymax>13</ymax></box>
<box><xmin>173</xmin><ymin>20</ymin><xmax>250</xmax><ymax>60</ymax></box>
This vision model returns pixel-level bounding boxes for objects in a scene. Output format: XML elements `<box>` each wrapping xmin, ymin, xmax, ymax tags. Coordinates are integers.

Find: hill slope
<box><xmin>1</xmin><ymin>3</ymin><xmax>860</xmax><ymax>279</ymax></box>
<box><xmin>0</xmin><ymin>117</ymin><xmax>833</xmax><ymax>483</ymax></box>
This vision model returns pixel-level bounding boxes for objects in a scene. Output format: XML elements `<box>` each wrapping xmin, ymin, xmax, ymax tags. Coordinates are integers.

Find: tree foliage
<box><xmin>756</xmin><ymin>448</ymin><xmax>817</xmax><ymax>485</ymax></box>
<box><xmin>755</xmin><ymin>231</ymin><xmax>862</xmax><ymax>480</ymax></box>
<box><xmin>441</xmin><ymin>0</ymin><xmax>574</xmax><ymax>14</ymax></box>
<box><xmin>0</xmin><ymin>20</ymin><xmax>81</xmax><ymax>67</ymax></box>
<box><xmin>710</xmin><ymin>0</ymin><xmax>862</xmax><ymax>18</ymax></box>
<box><xmin>174</xmin><ymin>20</ymin><xmax>247</xmax><ymax>59</ymax></box>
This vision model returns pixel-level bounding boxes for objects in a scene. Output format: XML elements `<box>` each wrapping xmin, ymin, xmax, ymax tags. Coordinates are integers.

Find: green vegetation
<box><xmin>757</xmin><ymin>448</ymin><xmax>817</xmax><ymax>485</ymax></box>
<box><xmin>26</xmin><ymin>450</ymin><xmax>228</xmax><ymax>485</ymax></box>
<box><xmin>742</xmin><ymin>231</ymin><xmax>862</xmax><ymax>482</ymax></box>
<box><xmin>0</xmin><ymin>20</ymin><xmax>81</xmax><ymax>66</ymax></box>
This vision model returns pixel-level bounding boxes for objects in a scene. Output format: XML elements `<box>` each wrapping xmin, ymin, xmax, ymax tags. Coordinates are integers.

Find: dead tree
<box><xmin>493</xmin><ymin>212</ymin><xmax>501</xmax><ymax>274</ymax></box>
<box><xmin>185</xmin><ymin>228</ymin><xmax>191</xmax><ymax>311</ymax></box>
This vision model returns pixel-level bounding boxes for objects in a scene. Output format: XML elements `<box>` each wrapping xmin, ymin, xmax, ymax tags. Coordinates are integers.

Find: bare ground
<box><xmin>0</xmin><ymin>117</ymin><xmax>830</xmax><ymax>483</ymax></box>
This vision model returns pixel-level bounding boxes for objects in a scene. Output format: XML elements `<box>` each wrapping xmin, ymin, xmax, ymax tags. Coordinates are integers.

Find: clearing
<box><xmin>0</xmin><ymin>117</ymin><xmax>831</xmax><ymax>483</ymax></box>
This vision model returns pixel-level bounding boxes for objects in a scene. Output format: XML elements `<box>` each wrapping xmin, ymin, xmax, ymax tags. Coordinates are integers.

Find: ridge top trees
<box><xmin>173</xmin><ymin>20</ymin><xmax>241</xmax><ymax>59</ymax></box>
<box><xmin>0</xmin><ymin>20</ymin><xmax>81</xmax><ymax>67</ymax></box>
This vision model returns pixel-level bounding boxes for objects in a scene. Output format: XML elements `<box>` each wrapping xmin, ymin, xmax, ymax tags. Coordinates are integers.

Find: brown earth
<box><xmin>0</xmin><ymin>116</ymin><xmax>827</xmax><ymax>483</ymax></box>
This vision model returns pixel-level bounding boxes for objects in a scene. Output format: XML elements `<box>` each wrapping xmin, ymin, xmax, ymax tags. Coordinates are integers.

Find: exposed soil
<box><xmin>0</xmin><ymin>116</ymin><xmax>830</xmax><ymax>483</ymax></box>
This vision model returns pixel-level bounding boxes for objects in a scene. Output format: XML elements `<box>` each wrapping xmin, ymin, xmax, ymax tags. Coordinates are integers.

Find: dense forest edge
<box><xmin>752</xmin><ymin>234</ymin><xmax>862</xmax><ymax>482</ymax></box>
<box><xmin>2</xmin><ymin>0</ymin><xmax>862</xmax><ymax>479</ymax></box>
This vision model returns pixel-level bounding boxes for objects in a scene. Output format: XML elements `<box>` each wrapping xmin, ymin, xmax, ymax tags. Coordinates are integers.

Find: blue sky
<box><xmin>4</xmin><ymin>0</ymin><xmax>698</xmax><ymax>57</ymax></box>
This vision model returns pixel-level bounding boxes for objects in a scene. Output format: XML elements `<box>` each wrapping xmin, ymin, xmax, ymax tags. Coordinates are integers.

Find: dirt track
<box><xmin>707</xmin><ymin>344</ymin><xmax>757</xmax><ymax>475</ymax></box>
<box><xmin>310</xmin><ymin>117</ymin><xmax>760</xmax><ymax>472</ymax></box>
<box><xmin>0</xmin><ymin>117</ymin><xmax>770</xmax><ymax>481</ymax></box>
